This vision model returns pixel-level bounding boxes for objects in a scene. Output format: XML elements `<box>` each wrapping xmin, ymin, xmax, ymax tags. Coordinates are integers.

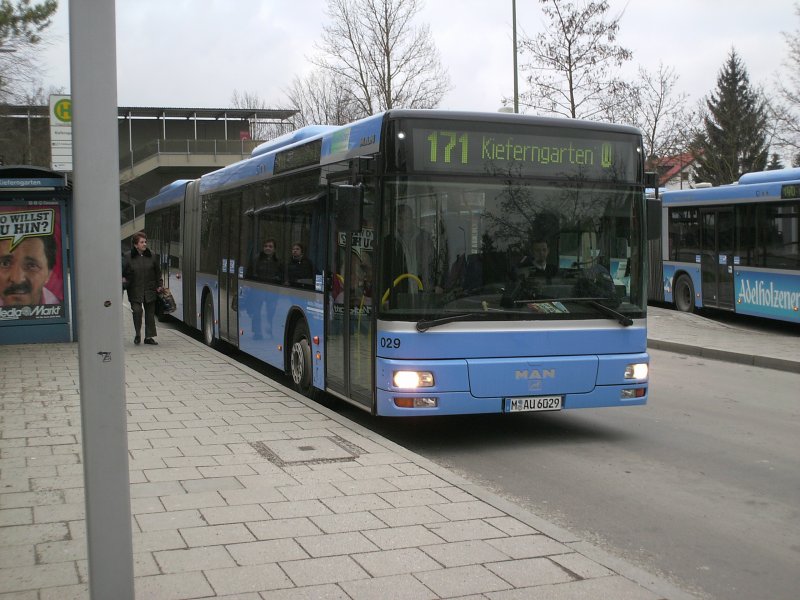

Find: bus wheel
<box><xmin>674</xmin><ymin>274</ymin><xmax>695</xmax><ymax>313</ymax></box>
<box><xmin>289</xmin><ymin>321</ymin><xmax>317</xmax><ymax>399</ymax></box>
<box><xmin>202</xmin><ymin>294</ymin><xmax>217</xmax><ymax>347</ymax></box>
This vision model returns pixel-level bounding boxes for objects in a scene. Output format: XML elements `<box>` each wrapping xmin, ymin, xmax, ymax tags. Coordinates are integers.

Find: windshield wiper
<box><xmin>416</xmin><ymin>311</ymin><xmax>493</xmax><ymax>332</ymax></box>
<box><xmin>566</xmin><ymin>298</ymin><xmax>634</xmax><ymax>327</ymax></box>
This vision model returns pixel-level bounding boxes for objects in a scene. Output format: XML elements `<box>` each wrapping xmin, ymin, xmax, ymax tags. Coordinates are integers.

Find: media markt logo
<box><xmin>54</xmin><ymin>98</ymin><xmax>72</xmax><ymax>123</ymax></box>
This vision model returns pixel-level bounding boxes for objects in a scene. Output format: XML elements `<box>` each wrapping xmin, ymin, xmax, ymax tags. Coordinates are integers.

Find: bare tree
<box><xmin>311</xmin><ymin>0</ymin><xmax>450</xmax><ymax>117</ymax></box>
<box><xmin>603</xmin><ymin>63</ymin><xmax>695</xmax><ymax>163</ymax></box>
<box><xmin>229</xmin><ymin>89</ymin><xmax>295</xmax><ymax>141</ymax></box>
<box><xmin>517</xmin><ymin>0</ymin><xmax>631</xmax><ymax>119</ymax></box>
<box><xmin>0</xmin><ymin>0</ymin><xmax>58</xmax><ymax>102</ymax></box>
<box><xmin>772</xmin><ymin>3</ymin><xmax>800</xmax><ymax>156</ymax></box>
<box><xmin>284</xmin><ymin>69</ymin><xmax>362</xmax><ymax>127</ymax></box>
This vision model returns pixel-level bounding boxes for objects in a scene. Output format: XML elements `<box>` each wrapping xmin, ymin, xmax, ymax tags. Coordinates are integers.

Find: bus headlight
<box><xmin>624</xmin><ymin>363</ymin><xmax>648</xmax><ymax>380</ymax></box>
<box><xmin>393</xmin><ymin>370</ymin><xmax>434</xmax><ymax>388</ymax></box>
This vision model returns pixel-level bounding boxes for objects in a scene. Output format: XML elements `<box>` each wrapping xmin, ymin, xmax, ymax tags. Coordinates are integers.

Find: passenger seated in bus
<box><xmin>249</xmin><ymin>238</ymin><xmax>282</xmax><ymax>283</ymax></box>
<box><xmin>288</xmin><ymin>242</ymin><xmax>314</xmax><ymax>285</ymax></box>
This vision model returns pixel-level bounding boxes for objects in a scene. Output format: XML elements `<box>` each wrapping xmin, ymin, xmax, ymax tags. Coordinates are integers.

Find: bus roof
<box><xmin>738</xmin><ymin>167</ymin><xmax>800</xmax><ymax>185</ymax></box>
<box><xmin>662</xmin><ymin>170</ymin><xmax>800</xmax><ymax>206</ymax></box>
<box><xmin>145</xmin><ymin>179</ymin><xmax>190</xmax><ymax>212</ymax></box>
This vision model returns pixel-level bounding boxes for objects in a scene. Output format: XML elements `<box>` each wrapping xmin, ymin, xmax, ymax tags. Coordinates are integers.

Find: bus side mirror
<box><xmin>333</xmin><ymin>184</ymin><xmax>363</xmax><ymax>233</ymax></box>
<box><xmin>647</xmin><ymin>198</ymin><xmax>662</xmax><ymax>241</ymax></box>
<box><xmin>644</xmin><ymin>171</ymin><xmax>658</xmax><ymax>198</ymax></box>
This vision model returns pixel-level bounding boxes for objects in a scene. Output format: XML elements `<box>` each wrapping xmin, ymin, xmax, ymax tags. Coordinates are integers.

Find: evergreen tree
<box><xmin>766</xmin><ymin>153</ymin><xmax>785</xmax><ymax>170</ymax></box>
<box><xmin>691</xmin><ymin>50</ymin><xmax>769</xmax><ymax>185</ymax></box>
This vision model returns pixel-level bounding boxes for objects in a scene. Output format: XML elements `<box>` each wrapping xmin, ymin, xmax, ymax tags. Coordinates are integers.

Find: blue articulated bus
<box><xmin>649</xmin><ymin>168</ymin><xmax>800</xmax><ymax>323</ymax></box>
<box><xmin>144</xmin><ymin>110</ymin><xmax>651</xmax><ymax>416</ymax></box>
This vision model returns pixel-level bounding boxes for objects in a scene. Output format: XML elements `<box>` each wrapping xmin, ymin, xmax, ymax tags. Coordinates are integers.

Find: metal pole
<box><xmin>69</xmin><ymin>1</ymin><xmax>134</xmax><ymax>598</ymax></box>
<box><xmin>513</xmin><ymin>0</ymin><xmax>519</xmax><ymax>113</ymax></box>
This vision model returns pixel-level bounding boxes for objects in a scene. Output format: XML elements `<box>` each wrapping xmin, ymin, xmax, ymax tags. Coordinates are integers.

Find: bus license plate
<box><xmin>507</xmin><ymin>396</ymin><xmax>563</xmax><ymax>412</ymax></box>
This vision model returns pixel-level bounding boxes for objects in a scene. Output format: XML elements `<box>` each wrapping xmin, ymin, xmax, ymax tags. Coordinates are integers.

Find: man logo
<box><xmin>515</xmin><ymin>369</ymin><xmax>556</xmax><ymax>380</ymax></box>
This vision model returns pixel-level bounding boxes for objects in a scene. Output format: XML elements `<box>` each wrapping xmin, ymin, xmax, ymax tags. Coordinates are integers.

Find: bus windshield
<box><xmin>380</xmin><ymin>178</ymin><xmax>645</xmax><ymax>322</ymax></box>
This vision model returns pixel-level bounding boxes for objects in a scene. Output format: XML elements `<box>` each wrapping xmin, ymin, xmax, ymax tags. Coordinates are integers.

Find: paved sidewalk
<box><xmin>647</xmin><ymin>306</ymin><xmax>800</xmax><ymax>373</ymax></box>
<box><xmin>0</xmin><ymin>322</ymin><xmax>695</xmax><ymax>599</ymax></box>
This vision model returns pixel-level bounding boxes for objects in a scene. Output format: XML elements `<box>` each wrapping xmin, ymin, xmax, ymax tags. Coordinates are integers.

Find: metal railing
<box><xmin>119</xmin><ymin>138</ymin><xmax>265</xmax><ymax>171</ymax></box>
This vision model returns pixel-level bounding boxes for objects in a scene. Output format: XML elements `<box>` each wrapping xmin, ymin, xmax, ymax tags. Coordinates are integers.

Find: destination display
<box><xmin>780</xmin><ymin>183</ymin><xmax>800</xmax><ymax>200</ymax></box>
<box><xmin>411</xmin><ymin>125</ymin><xmax>641</xmax><ymax>182</ymax></box>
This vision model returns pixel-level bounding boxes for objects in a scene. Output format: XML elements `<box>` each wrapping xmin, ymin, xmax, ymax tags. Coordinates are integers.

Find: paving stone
<box><xmin>371</xmin><ymin>506</ymin><xmax>449</xmax><ymax>528</ymax></box>
<box><xmin>219</xmin><ymin>486</ymin><xmax>285</xmax><ymax>505</ymax></box>
<box><xmin>416</xmin><ymin>564</ymin><xmax>512</xmax><ymax>597</ymax></box>
<box><xmin>2</xmin><ymin>522</ymin><xmax>69</xmax><ymax>545</ymax></box>
<box><xmin>247</xmin><ymin>517</ymin><xmax>322</xmax><ymax>540</ymax></box>
<box><xmin>378</xmin><ymin>488</ymin><xmax>449</xmax><ymax>508</ymax></box>
<box><xmin>426</xmin><ymin>519</ymin><xmax>507</xmax><ymax>542</ymax></box>
<box><xmin>32</xmin><ymin>502</ymin><xmax>84</xmax><ymax>524</ymax></box>
<box><xmin>205</xmin><ymin>563</ymin><xmax>294</xmax><ymax>595</ymax></box>
<box><xmin>485</xmin><ymin>575</ymin><xmax>662</xmax><ymax>600</ymax></box>
<box><xmin>340</xmin><ymin>574</ymin><xmax>437</xmax><ymax>600</ymax></box>
<box><xmin>136</xmin><ymin>509</ymin><xmax>206</xmax><ymax>531</ymax></box>
<box><xmin>201</xmin><ymin>503</ymin><xmax>270</xmax><ymax>524</ymax></box>
<box><xmin>487</xmin><ymin>557</ymin><xmax>575</xmax><ymax>588</ymax></box>
<box><xmin>35</xmin><ymin>539</ymin><xmax>85</xmax><ymax>564</ymax></box>
<box><xmin>181</xmin><ymin>476</ymin><xmax>244</xmax><ymax>492</ymax></box>
<box><xmin>132</xmin><ymin>530</ymin><xmax>187</xmax><ymax>553</ymax></box>
<box><xmin>260</xmin><ymin>583</ymin><xmax>349</xmax><ymax>599</ymax></box>
<box><xmin>154</xmin><ymin>546</ymin><xmax>236</xmax><ymax>573</ymax></box>
<box><xmin>486</xmin><ymin>534</ymin><xmax>571</xmax><ymax>559</ymax></box>
<box><xmin>549</xmin><ymin>552</ymin><xmax>614</xmax><ymax>579</ymax></box>
<box><xmin>310</xmin><ymin>511</ymin><xmax>386</xmax><ymax>534</ymax></box>
<box><xmin>226</xmin><ymin>538</ymin><xmax>309</xmax><ymax>565</ymax></box>
<box><xmin>180</xmin><ymin>523</ymin><xmax>255</xmax><ymax>547</ymax></box>
<box><xmin>0</xmin><ymin>562</ymin><xmax>79</xmax><ymax>594</ymax></box>
<box><xmin>321</xmin><ymin>493</ymin><xmax>393</xmax><ymax>514</ymax></box>
<box><xmin>363</xmin><ymin>524</ymin><xmax>445</xmax><ymax>550</ymax></box>
<box><xmin>264</xmin><ymin>499</ymin><xmax>332</xmax><ymax>519</ymax></box>
<box><xmin>421</xmin><ymin>539</ymin><xmax>511</xmax><ymax>567</ymax></box>
<box><xmin>485</xmin><ymin>516</ymin><xmax>540</xmax><ymax>537</ymax></box>
<box><xmin>352</xmin><ymin>547</ymin><xmax>440</xmax><ymax>577</ymax></box>
<box><xmin>280</xmin><ymin>555</ymin><xmax>369</xmax><ymax>587</ymax></box>
<box><xmin>331</xmin><ymin>478</ymin><xmax>398</xmax><ymax>496</ymax></box>
<box><xmin>0</xmin><ymin>507</ymin><xmax>32</xmax><ymax>526</ymax></box>
<box><xmin>133</xmin><ymin>571</ymin><xmax>214</xmax><ymax>600</ymax></box>
<box><xmin>296</xmin><ymin>531</ymin><xmax>378</xmax><ymax>557</ymax></box>
<box><xmin>0</xmin><ymin>544</ymin><xmax>35</xmax><ymax>568</ymax></box>
<box><xmin>277</xmin><ymin>482</ymin><xmax>342</xmax><ymax>501</ymax></box>
<box><xmin>431</xmin><ymin>500</ymin><xmax>505</xmax><ymax>521</ymax></box>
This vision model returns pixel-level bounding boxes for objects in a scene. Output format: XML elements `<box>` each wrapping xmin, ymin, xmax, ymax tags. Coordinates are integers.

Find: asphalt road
<box><xmin>336</xmin><ymin>349</ymin><xmax>800</xmax><ymax>600</ymax></box>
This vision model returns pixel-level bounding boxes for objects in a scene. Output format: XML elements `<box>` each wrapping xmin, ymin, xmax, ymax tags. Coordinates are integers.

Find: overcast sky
<box><xmin>37</xmin><ymin>0</ymin><xmax>795</xmax><ymax>115</ymax></box>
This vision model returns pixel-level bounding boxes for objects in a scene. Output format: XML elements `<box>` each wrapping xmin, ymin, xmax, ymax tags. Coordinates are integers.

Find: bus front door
<box><xmin>325</xmin><ymin>184</ymin><xmax>374</xmax><ymax>410</ymax></box>
<box><xmin>700</xmin><ymin>207</ymin><xmax>735</xmax><ymax>310</ymax></box>
<box><xmin>218</xmin><ymin>194</ymin><xmax>242</xmax><ymax>344</ymax></box>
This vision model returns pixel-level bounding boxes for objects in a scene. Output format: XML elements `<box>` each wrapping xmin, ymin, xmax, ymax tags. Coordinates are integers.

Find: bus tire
<box><xmin>202</xmin><ymin>294</ymin><xmax>217</xmax><ymax>347</ymax></box>
<box><xmin>289</xmin><ymin>320</ymin><xmax>318</xmax><ymax>400</ymax></box>
<box><xmin>674</xmin><ymin>274</ymin><xmax>695</xmax><ymax>313</ymax></box>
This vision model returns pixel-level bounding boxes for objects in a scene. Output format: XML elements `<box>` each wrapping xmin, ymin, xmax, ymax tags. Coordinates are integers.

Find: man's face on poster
<box><xmin>0</xmin><ymin>237</ymin><xmax>53</xmax><ymax>305</ymax></box>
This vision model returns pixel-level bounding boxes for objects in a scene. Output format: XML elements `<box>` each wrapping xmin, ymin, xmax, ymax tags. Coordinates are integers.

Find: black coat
<box><xmin>122</xmin><ymin>248</ymin><xmax>162</xmax><ymax>303</ymax></box>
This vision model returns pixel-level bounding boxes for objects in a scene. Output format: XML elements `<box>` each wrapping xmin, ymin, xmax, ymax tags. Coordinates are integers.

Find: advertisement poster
<box><xmin>0</xmin><ymin>204</ymin><xmax>66</xmax><ymax>322</ymax></box>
